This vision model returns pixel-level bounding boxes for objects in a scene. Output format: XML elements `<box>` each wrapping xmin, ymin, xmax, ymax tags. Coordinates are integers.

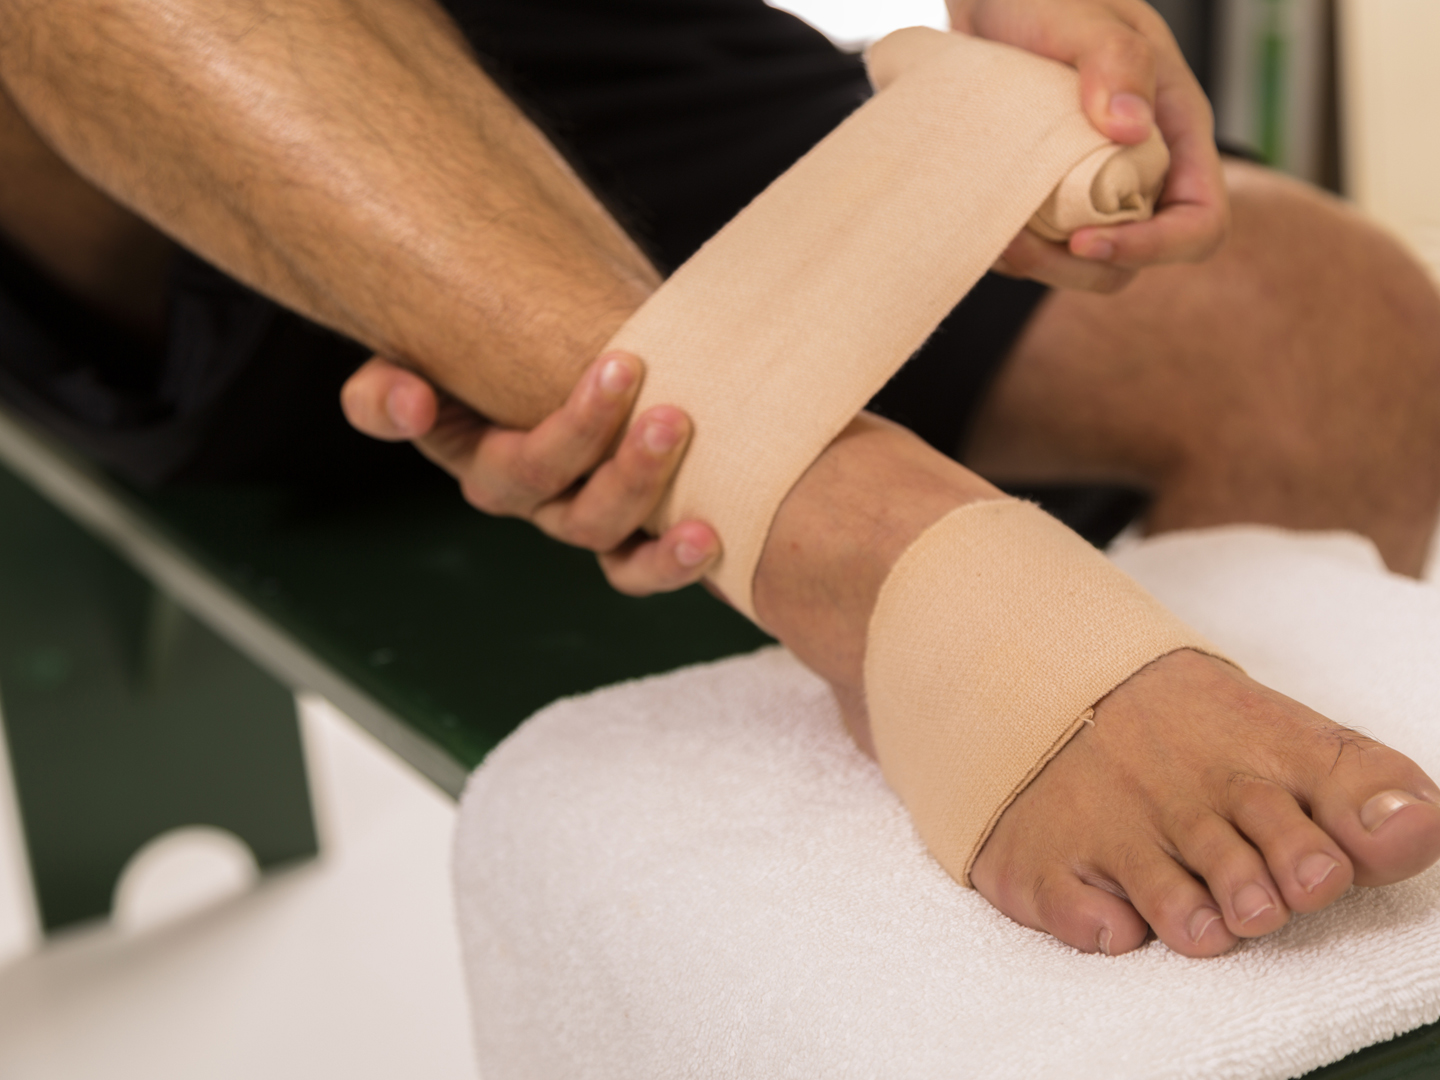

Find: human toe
<box><xmin>1114</xmin><ymin>849</ymin><xmax>1240</xmax><ymax>957</ymax></box>
<box><xmin>1166</xmin><ymin>804</ymin><xmax>1290</xmax><ymax>937</ymax></box>
<box><xmin>1307</xmin><ymin>743</ymin><xmax>1440</xmax><ymax>887</ymax></box>
<box><xmin>975</xmin><ymin>859</ymin><xmax>1150</xmax><ymax>955</ymax></box>
<box><xmin>1224</xmin><ymin>775</ymin><xmax>1353</xmax><ymax>913</ymax></box>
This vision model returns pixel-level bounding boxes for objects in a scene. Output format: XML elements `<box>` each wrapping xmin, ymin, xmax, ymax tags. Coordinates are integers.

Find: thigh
<box><xmin>964</xmin><ymin>160</ymin><xmax>1440</xmax><ymax>490</ymax></box>
<box><xmin>960</xmin><ymin>159</ymin><xmax>1440</xmax><ymax>570</ymax></box>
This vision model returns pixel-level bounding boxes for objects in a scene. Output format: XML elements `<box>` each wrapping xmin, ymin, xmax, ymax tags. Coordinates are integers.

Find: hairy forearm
<box><xmin>0</xmin><ymin>0</ymin><xmax>657</xmax><ymax>426</ymax></box>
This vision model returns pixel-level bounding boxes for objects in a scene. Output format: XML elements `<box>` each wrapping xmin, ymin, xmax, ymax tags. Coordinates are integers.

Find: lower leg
<box><xmin>965</xmin><ymin>161</ymin><xmax>1440</xmax><ymax>575</ymax></box>
<box><xmin>0</xmin><ymin>84</ymin><xmax>173</xmax><ymax>335</ymax></box>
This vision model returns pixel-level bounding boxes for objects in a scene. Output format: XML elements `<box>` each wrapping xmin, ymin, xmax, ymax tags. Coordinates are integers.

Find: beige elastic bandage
<box><xmin>608</xmin><ymin>26</ymin><xmax>1167</xmax><ymax>619</ymax></box>
<box><xmin>603</xmin><ymin>27</ymin><xmax>1223</xmax><ymax>886</ymax></box>
<box><xmin>865</xmin><ymin>500</ymin><xmax>1222</xmax><ymax>884</ymax></box>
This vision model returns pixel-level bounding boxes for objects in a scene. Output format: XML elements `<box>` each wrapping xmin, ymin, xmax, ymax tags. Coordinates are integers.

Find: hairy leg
<box><xmin>965</xmin><ymin>160</ymin><xmax>1440</xmax><ymax>575</ymax></box>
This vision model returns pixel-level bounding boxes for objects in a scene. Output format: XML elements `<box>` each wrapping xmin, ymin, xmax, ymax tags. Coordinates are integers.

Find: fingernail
<box><xmin>1096</xmin><ymin>926</ymin><xmax>1113</xmax><ymax>956</ymax></box>
<box><xmin>1109</xmin><ymin>92</ymin><xmax>1152</xmax><ymax>127</ymax></box>
<box><xmin>1233</xmin><ymin>883</ymin><xmax>1276</xmax><ymax>925</ymax></box>
<box><xmin>643</xmin><ymin>420</ymin><xmax>680</xmax><ymax>455</ymax></box>
<box><xmin>675</xmin><ymin>540</ymin><xmax>710</xmax><ymax>568</ymax></box>
<box><xmin>384</xmin><ymin>389</ymin><xmax>414</xmax><ymax>435</ymax></box>
<box><xmin>1077</xmin><ymin>237</ymin><xmax>1115</xmax><ymax>262</ymax></box>
<box><xmin>1188</xmin><ymin>907</ymin><xmax>1222</xmax><ymax>944</ymax></box>
<box><xmin>1361</xmin><ymin>790</ymin><xmax>1421</xmax><ymax>832</ymax></box>
<box><xmin>599</xmin><ymin>357</ymin><xmax>635</xmax><ymax>398</ymax></box>
<box><xmin>1296</xmin><ymin>853</ymin><xmax>1339</xmax><ymax>893</ymax></box>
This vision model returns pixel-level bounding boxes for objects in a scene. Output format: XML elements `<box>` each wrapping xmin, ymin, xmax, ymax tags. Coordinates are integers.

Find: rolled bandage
<box><xmin>865</xmin><ymin>500</ymin><xmax>1226</xmax><ymax>885</ymax></box>
<box><xmin>608</xmin><ymin>26</ymin><xmax>1169</xmax><ymax>620</ymax></box>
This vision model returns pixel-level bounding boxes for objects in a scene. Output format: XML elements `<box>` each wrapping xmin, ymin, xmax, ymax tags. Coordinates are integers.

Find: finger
<box><xmin>598</xmin><ymin>520</ymin><xmax>721</xmax><ymax>597</ymax></box>
<box><xmin>532</xmin><ymin>404</ymin><xmax>691</xmax><ymax>551</ymax></box>
<box><xmin>341</xmin><ymin>356</ymin><xmax>440</xmax><ymax>441</ymax></box>
<box><xmin>1070</xmin><ymin>196</ymin><xmax>1225</xmax><ymax>269</ymax></box>
<box><xmin>1073</xmin><ymin>13</ymin><xmax>1160</xmax><ymax>145</ymax></box>
<box><xmin>412</xmin><ymin>398</ymin><xmax>494</xmax><ymax>484</ymax></box>
<box><xmin>503</xmin><ymin>351</ymin><xmax>644</xmax><ymax>499</ymax></box>
<box><xmin>422</xmin><ymin>351</ymin><xmax>645</xmax><ymax>518</ymax></box>
<box><xmin>997</xmin><ymin>230</ymin><xmax>1137</xmax><ymax>293</ymax></box>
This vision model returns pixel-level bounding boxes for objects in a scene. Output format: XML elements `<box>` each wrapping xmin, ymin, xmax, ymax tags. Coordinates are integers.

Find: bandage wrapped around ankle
<box><xmin>607</xmin><ymin>26</ymin><xmax>1168</xmax><ymax>619</ymax></box>
<box><xmin>865</xmin><ymin>499</ymin><xmax>1224</xmax><ymax>885</ymax></box>
<box><xmin>601</xmin><ymin>28</ymin><xmax>1216</xmax><ymax>889</ymax></box>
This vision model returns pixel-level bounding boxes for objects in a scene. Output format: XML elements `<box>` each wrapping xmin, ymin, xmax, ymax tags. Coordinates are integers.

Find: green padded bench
<box><xmin>0</xmin><ymin>401</ymin><xmax>1434</xmax><ymax>1079</ymax></box>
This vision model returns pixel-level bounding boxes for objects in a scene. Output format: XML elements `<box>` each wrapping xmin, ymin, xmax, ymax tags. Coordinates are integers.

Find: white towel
<box><xmin>453</xmin><ymin>527</ymin><xmax>1440</xmax><ymax>1079</ymax></box>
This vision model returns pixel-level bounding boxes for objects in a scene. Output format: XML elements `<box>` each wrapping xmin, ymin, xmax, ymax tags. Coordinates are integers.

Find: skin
<box><xmin>3</xmin><ymin>0</ymin><xmax>1439</xmax><ymax>958</ymax></box>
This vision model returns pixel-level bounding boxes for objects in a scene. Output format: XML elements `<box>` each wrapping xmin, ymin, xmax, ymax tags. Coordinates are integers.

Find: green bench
<box><xmin>0</xmin><ymin>401</ymin><xmax>1434</xmax><ymax>1079</ymax></box>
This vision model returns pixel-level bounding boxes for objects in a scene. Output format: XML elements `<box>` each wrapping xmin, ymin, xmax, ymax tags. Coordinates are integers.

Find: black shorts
<box><xmin>0</xmin><ymin>0</ymin><xmax>1046</xmax><ymax>487</ymax></box>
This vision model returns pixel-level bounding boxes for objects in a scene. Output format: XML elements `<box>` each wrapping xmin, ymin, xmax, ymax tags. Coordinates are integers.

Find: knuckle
<box><xmin>509</xmin><ymin>452</ymin><xmax>564</xmax><ymax>497</ymax></box>
<box><xmin>1106</xmin><ymin>26</ymin><xmax>1155</xmax><ymax>72</ymax></box>
<box><xmin>564</xmin><ymin>521</ymin><xmax>611</xmax><ymax>552</ymax></box>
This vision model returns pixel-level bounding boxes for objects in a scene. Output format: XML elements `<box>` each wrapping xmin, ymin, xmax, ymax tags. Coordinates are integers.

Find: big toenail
<box><xmin>1233</xmin><ymin>883</ymin><xmax>1275</xmax><ymax>924</ymax></box>
<box><xmin>1096</xmin><ymin>926</ymin><xmax>1113</xmax><ymax>956</ymax></box>
<box><xmin>1297</xmin><ymin>853</ymin><xmax>1339</xmax><ymax>893</ymax></box>
<box><xmin>1188</xmin><ymin>908</ymin><xmax>1222</xmax><ymax>943</ymax></box>
<box><xmin>1361</xmin><ymin>790</ymin><xmax>1420</xmax><ymax>832</ymax></box>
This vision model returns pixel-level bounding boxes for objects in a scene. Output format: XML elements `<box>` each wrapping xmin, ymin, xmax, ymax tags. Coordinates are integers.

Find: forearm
<box><xmin>0</xmin><ymin>0</ymin><xmax>657</xmax><ymax>426</ymax></box>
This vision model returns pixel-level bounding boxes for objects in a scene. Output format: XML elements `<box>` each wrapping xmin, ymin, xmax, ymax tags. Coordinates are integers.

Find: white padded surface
<box><xmin>454</xmin><ymin>527</ymin><xmax>1440</xmax><ymax>1079</ymax></box>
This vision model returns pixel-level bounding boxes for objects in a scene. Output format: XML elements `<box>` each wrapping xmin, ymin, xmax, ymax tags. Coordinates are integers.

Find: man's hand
<box><xmin>950</xmin><ymin>0</ymin><xmax>1229</xmax><ymax>292</ymax></box>
<box><xmin>341</xmin><ymin>352</ymin><xmax>720</xmax><ymax>597</ymax></box>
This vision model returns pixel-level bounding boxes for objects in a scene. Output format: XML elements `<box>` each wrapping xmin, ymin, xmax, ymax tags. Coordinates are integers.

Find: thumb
<box><xmin>1073</xmin><ymin>18</ymin><xmax>1158</xmax><ymax>145</ymax></box>
<box><xmin>341</xmin><ymin>356</ymin><xmax>440</xmax><ymax>441</ymax></box>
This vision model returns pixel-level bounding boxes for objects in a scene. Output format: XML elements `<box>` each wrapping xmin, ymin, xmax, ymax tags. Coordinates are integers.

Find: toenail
<box><xmin>1188</xmin><ymin>907</ymin><xmax>1222</xmax><ymax>944</ymax></box>
<box><xmin>1233</xmin><ymin>883</ymin><xmax>1276</xmax><ymax>924</ymax></box>
<box><xmin>1096</xmin><ymin>926</ymin><xmax>1113</xmax><ymax>956</ymax></box>
<box><xmin>1296</xmin><ymin>853</ymin><xmax>1339</xmax><ymax>893</ymax></box>
<box><xmin>1361</xmin><ymin>790</ymin><xmax>1421</xmax><ymax>833</ymax></box>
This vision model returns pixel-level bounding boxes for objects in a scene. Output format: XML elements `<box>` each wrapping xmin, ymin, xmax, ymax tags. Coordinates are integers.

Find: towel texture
<box><xmin>454</xmin><ymin>527</ymin><xmax>1440</xmax><ymax>1079</ymax></box>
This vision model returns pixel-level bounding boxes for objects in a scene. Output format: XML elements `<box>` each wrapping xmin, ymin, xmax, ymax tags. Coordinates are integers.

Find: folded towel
<box><xmin>454</xmin><ymin>527</ymin><xmax>1440</xmax><ymax>1079</ymax></box>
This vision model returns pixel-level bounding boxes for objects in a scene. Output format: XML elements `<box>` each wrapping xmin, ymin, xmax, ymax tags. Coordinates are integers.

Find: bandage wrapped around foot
<box><xmin>603</xmin><ymin>27</ymin><xmax>1224</xmax><ymax>886</ymax></box>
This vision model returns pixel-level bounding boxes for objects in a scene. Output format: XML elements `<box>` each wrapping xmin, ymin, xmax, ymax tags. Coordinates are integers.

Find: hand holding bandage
<box><xmin>606</xmin><ymin>27</ymin><xmax>1228</xmax><ymax>888</ymax></box>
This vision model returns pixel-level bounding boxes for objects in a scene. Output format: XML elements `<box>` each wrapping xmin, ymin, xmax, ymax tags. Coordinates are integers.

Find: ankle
<box><xmin>752</xmin><ymin>413</ymin><xmax>1000</xmax><ymax>737</ymax></box>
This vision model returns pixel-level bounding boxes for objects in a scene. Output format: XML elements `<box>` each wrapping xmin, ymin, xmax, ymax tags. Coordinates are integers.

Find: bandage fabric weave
<box><xmin>865</xmin><ymin>500</ymin><xmax>1225</xmax><ymax>884</ymax></box>
<box><xmin>609</xmin><ymin>26</ymin><xmax>1168</xmax><ymax>618</ymax></box>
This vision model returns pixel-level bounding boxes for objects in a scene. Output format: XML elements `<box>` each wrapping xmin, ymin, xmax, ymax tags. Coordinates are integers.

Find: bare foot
<box><xmin>969</xmin><ymin>649</ymin><xmax>1440</xmax><ymax>956</ymax></box>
